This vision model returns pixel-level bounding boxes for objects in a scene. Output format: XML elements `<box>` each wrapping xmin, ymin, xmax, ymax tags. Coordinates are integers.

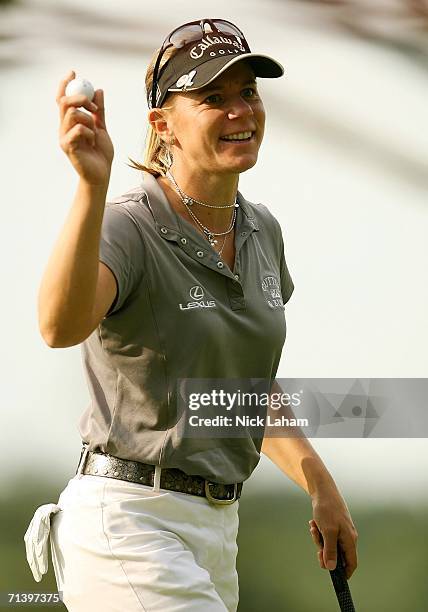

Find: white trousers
<box><xmin>49</xmin><ymin>473</ymin><xmax>240</xmax><ymax>611</ymax></box>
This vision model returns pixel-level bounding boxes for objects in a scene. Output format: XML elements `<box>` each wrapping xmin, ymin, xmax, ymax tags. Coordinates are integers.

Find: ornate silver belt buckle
<box><xmin>204</xmin><ymin>481</ymin><xmax>238</xmax><ymax>505</ymax></box>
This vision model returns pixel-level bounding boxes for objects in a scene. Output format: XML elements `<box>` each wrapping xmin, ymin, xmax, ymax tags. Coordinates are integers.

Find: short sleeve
<box><xmin>99</xmin><ymin>203</ymin><xmax>145</xmax><ymax>317</ymax></box>
<box><xmin>278</xmin><ymin>228</ymin><xmax>294</xmax><ymax>305</ymax></box>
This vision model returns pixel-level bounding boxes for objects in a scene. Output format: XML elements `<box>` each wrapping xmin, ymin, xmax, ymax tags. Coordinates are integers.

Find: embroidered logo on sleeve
<box><xmin>261</xmin><ymin>275</ymin><xmax>284</xmax><ymax>309</ymax></box>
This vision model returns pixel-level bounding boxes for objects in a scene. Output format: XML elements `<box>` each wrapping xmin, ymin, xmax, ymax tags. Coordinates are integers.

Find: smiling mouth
<box><xmin>219</xmin><ymin>131</ymin><xmax>255</xmax><ymax>143</ymax></box>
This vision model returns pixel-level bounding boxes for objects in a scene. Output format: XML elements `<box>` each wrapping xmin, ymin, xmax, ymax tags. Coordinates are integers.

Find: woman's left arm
<box><xmin>260</xmin><ymin>382</ymin><xmax>359</xmax><ymax>579</ymax></box>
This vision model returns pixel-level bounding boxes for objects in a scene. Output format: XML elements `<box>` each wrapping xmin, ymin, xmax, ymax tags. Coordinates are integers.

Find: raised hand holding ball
<box><xmin>57</xmin><ymin>70</ymin><xmax>113</xmax><ymax>185</ymax></box>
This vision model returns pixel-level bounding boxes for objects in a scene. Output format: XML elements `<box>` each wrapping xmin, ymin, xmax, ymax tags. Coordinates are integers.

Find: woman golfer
<box><xmin>25</xmin><ymin>17</ymin><xmax>358</xmax><ymax>611</ymax></box>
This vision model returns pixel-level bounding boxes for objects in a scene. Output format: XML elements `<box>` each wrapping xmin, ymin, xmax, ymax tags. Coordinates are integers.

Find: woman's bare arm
<box><xmin>261</xmin><ymin>380</ymin><xmax>358</xmax><ymax>578</ymax></box>
<box><xmin>38</xmin><ymin>71</ymin><xmax>115</xmax><ymax>347</ymax></box>
<box><xmin>38</xmin><ymin>182</ymin><xmax>116</xmax><ymax>347</ymax></box>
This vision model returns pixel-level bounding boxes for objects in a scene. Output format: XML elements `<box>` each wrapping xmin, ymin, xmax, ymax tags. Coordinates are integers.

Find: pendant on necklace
<box><xmin>183</xmin><ymin>196</ymin><xmax>193</xmax><ymax>206</ymax></box>
<box><xmin>204</xmin><ymin>229</ymin><xmax>217</xmax><ymax>245</ymax></box>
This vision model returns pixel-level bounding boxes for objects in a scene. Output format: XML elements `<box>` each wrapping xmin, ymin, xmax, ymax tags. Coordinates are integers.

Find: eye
<box><xmin>204</xmin><ymin>93</ymin><xmax>222</xmax><ymax>104</ymax></box>
<box><xmin>203</xmin><ymin>88</ymin><xmax>259</xmax><ymax>105</ymax></box>
<box><xmin>242</xmin><ymin>87</ymin><xmax>258</xmax><ymax>98</ymax></box>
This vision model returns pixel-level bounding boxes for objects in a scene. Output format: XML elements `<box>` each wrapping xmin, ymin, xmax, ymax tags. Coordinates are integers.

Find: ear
<box><xmin>148</xmin><ymin>108</ymin><xmax>173</xmax><ymax>143</ymax></box>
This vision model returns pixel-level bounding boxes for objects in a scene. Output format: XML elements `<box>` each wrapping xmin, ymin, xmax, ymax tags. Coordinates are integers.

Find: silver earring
<box><xmin>165</xmin><ymin>146</ymin><xmax>172</xmax><ymax>169</ymax></box>
<box><xmin>165</xmin><ymin>136</ymin><xmax>175</xmax><ymax>169</ymax></box>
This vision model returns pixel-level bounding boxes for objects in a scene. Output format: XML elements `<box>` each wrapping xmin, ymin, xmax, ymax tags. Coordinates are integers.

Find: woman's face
<box><xmin>165</xmin><ymin>60</ymin><xmax>266</xmax><ymax>176</ymax></box>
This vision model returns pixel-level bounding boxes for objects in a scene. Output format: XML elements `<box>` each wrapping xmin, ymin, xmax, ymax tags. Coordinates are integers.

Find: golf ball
<box><xmin>65</xmin><ymin>77</ymin><xmax>95</xmax><ymax>101</ymax></box>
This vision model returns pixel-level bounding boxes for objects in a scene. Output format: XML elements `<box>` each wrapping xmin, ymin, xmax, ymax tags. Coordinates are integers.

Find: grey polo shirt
<box><xmin>78</xmin><ymin>170</ymin><xmax>294</xmax><ymax>484</ymax></box>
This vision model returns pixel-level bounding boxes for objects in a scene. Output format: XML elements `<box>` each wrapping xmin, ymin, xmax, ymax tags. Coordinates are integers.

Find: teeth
<box><xmin>221</xmin><ymin>131</ymin><xmax>253</xmax><ymax>141</ymax></box>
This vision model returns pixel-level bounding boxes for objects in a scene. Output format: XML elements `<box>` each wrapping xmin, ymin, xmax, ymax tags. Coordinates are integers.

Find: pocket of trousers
<box><xmin>101</xmin><ymin>479</ymin><xmax>173</xmax><ymax>540</ymax></box>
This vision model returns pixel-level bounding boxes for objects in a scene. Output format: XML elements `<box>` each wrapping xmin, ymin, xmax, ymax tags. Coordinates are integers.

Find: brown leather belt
<box><xmin>76</xmin><ymin>444</ymin><xmax>243</xmax><ymax>505</ymax></box>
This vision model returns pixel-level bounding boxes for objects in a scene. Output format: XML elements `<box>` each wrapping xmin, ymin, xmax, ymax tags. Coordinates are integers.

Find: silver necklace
<box><xmin>165</xmin><ymin>170</ymin><xmax>238</xmax><ymax>209</ymax></box>
<box><xmin>165</xmin><ymin>170</ymin><xmax>238</xmax><ymax>251</ymax></box>
<box><xmin>217</xmin><ymin>233</ymin><xmax>228</xmax><ymax>257</ymax></box>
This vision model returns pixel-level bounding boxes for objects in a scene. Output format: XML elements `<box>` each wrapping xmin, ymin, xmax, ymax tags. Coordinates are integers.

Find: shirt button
<box><xmin>180</xmin><ymin>237</ymin><xmax>187</xmax><ymax>244</ymax></box>
<box><xmin>160</xmin><ymin>227</ymin><xmax>168</xmax><ymax>234</ymax></box>
<box><xmin>241</xmin><ymin>231</ymin><xmax>247</xmax><ymax>236</ymax></box>
<box><xmin>196</xmin><ymin>250</ymin><xmax>204</xmax><ymax>257</ymax></box>
<box><xmin>234</xmin><ymin>274</ymin><xmax>240</xmax><ymax>280</ymax></box>
<box><xmin>217</xmin><ymin>261</ymin><xmax>224</xmax><ymax>269</ymax></box>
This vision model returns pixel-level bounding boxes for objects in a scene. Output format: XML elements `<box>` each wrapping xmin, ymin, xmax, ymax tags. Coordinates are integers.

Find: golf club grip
<box><xmin>319</xmin><ymin>534</ymin><xmax>356</xmax><ymax>611</ymax></box>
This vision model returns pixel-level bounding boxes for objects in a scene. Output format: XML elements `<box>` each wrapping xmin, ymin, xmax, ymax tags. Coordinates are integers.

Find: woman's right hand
<box><xmin>57</xmin><ymin>70</ymin><xmax>114</xmax><ymax>186</ymax></box>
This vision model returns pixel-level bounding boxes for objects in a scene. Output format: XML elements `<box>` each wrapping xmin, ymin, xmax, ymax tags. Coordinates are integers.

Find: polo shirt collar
<box><xmin>141</xmin><ymin>171</ymin><xmax>260</xmax><ymax>236</ymax></box>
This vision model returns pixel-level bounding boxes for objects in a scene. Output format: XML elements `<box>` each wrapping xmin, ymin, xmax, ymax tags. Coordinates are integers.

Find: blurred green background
<box><xmin>2</xmin><ymin>478</ymin><xmax>427</xmax><ymax>611</ymax></box>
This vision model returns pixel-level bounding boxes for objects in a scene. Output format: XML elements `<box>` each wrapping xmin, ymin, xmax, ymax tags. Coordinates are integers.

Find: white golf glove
<box><xmin>24</xmin><ymin>503</ymin><xmax>62</xmax><ymax>582</ymax></box>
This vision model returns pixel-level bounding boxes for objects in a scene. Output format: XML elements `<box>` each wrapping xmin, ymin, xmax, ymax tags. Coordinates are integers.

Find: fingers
<box><xmin>56</xmin><ymin>69</ymin><xmax>75</xmax><ymax>105</ymax></box>
<box><xmin>58</xmin><ymin>93</ymin><xmax>98</xmax><ymax>122</ymax></box>
<box><xmin>309</xmin><ymin>519</ymin><xmax>322</xmax><ymax>548</ymax></box>
<box><xmin>92</xmin><ymin>89</ymin><xmax>106</xmax><ymax>130</ymax></box>
<box><xmin>61</xmin><ymin>122</ymin><xmax>96</xmax><ymax>151</ymax></box>
<box><xmin>309</xmin><ymin>520</ymin><xmax>337</xmax><ymax>570</ymax></box>
<box><xmin>318</xmin><ymin>549</ymin><xmax>326</xmax><ymax>570</ymax></box>
<box><xmin>57</xmin><ymin>70</ymin><xmax>100</xmax><ymax>153</ymax></box>
<box><xmin>339</xmin><ymin>528</ymin><xmax>359</xmax><ymax>580</ymax></box>
<box><xmin>321</xmin><ymin>528</ymin><xmax>339</xmax><ymax>570</ymax></box>
<box><xmin>309</xmin><ymin>519</ymin><xmax>358</xmax><ymax>579</ymax></box>
<box><xmin>59</xmin><ymin>106</ymin><xmax>96</xmax><ymax>138</ymax></box>
<box><xmin>309</xmin><ymin>520</ymin><xmax>326</xmax><ymax>570</ymax></box>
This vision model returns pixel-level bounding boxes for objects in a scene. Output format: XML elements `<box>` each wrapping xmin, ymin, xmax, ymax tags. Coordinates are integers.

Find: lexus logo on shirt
<box><xmin>179</xmin><ymin>285</ymin><xmax>217</xmax><ymax>311</ymax></box>
<box><xmin>189</xmin><ymin>285</ymin><xmax>204</xmax><ymax>300</ymax></box>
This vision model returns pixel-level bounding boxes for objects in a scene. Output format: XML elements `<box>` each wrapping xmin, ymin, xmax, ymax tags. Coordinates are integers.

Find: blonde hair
<box><xmin>127</xmin><ymin>45</ymin><xmax>180</xmax><ymax>178</ymax></box>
